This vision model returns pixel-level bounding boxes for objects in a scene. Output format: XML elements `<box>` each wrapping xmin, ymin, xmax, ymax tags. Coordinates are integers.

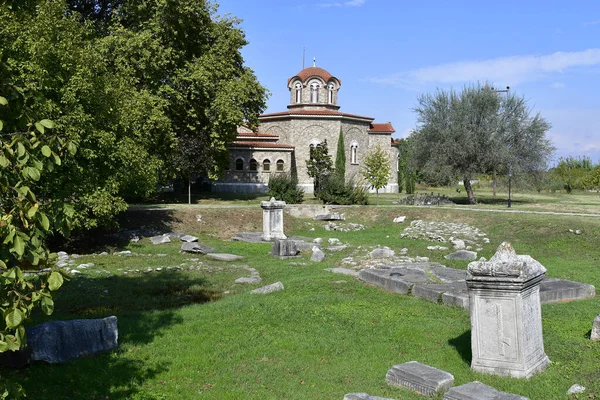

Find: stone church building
<box><xmin>214</xmin><ymin>64</ymin><xmax>399</xmax><ymax>194</ymax></box>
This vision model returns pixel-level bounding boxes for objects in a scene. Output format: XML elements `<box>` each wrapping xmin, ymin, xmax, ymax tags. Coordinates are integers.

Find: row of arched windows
<box><xmin>309</xmin><ymin>141</ymin><xmax>360</xmax><ymax>164</ymax></box>
<box><xmin>294</xmin><ymin>81</ymin><xmax>336</xmax><ymax>104</ymax></box>
<box><xmin>235</xmin><ymin>158</ymin><xmax>284</xmax><ymax>172</ymax></box>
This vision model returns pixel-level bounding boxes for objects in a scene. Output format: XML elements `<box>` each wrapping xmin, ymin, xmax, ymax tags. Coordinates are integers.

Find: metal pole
<box><xmin>508</xmin><ymin>173</ymin><xmax>512</xmax><ymax>208</ymax></box>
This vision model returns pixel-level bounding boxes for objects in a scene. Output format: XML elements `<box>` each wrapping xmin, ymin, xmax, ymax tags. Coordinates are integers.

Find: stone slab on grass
<box><xmin>231</xmin><ymin>232</ymin><xmax>265</xmax><ymax>243</ymax></box>
<box><xmin>443</xmin><ymin>381</ymin><xmax>529</xmax><ymax>400</ymax></box>
<box><xmin>344</xmin><ymin>393</ymin><xmax>395</xmax><ymax>400</ymax></box>
<box><xmin>539</xmin><ymin>277</ymin><xmax>596</xmax><ymax>304</ymax></box>
<box><xmin>235</xmin><ymin>276</ymin><xmax>262</xmax><ymax>285</ymax></box>
<box><xmin>251</xmin><ymin>282</ymin><xmax>284</xmax><ymax>294</ymax></box>
<box><xmin>591</xmin><ymin>315</ymin><xmax>600</xmax><ymax>340</ymax></box>
<box><xmin>444</xmin><ymin>250</ymin><xmax>477</xmax><ymax>261</ymax></box>
<box><xmin>206</xmin><ymin>253</ymin><xmax>244</xmax><ymax>262</ymax></box>
<box><xmin>180</xmin><ymin>235</ymin><xmax>198</xmax><ymax>243</ymax></box>
<box><xmin>325</xmin><ymin>268</ymin><xmax>359</xmax><ymax>277</ymax></box>
<box><xmin>386</xmin><ymin>361</ymin><xmax>454</xmax><ymax>396</ymax></box>
<box><xmin>26</xmin><ymin>316</ymin><xmax>118</xmax><ymax>364</ymax></box>
<box><xmin>442</xmin><ymin>290</ymin><xmax>470</xmax><ymax>309</ymax></box>
<box><xmin>359</xmin><ymin>263</ymin><xmax>594</xmax><ymax>309</ymax></box>
<box><xmin>181</xmin><ymin>242</ymin><xmax>216</xmax><ymax>254</ymax></box>
<box><xmin>150</xmin><ymin>235</ymin><xmax>171</xmax><ymax>245</ymax></box>
<box><xmin>412</xmin><ymin>282</ymin><xmax>467</xmax><ymax>304</ymax></box>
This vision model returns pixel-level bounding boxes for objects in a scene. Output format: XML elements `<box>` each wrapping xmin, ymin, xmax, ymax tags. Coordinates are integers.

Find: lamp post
<box><xmin>508</xmin><ymin>166</ymin><xmax>512</xmax><ymax>208</ymax></box>
<box><xmin>492</xmin><ymin>86</ymin><xmax>511</xmax><ymax>208</ymax></box>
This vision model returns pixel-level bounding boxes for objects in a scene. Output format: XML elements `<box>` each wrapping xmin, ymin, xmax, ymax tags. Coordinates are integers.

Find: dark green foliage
<box><xmin>317</xmin><ymin>174</ymin><xmax>368</xmax><ymax>205</ymax></box>
<box><xmin>551</xmin><ymin>156</ymin><xmax>595</xmax><ymax>193</ymax></box>
<box><xmin>334</xmin><ymin>128</ymin><xmax>346</xmax><ymax>180</ymax></box>
<box><xmin>0</xmin><ymin>0</ymin><xmax>267</xmax><ymax>229</ymax></box>
<box><xmin>306</xmin><ymin>140</ymin><xmax>334</xmax><ymax>195</ymax></box>
<box><xmin>267</xmin><ymin>173</ymin><xmax>304</xmax><ymax>204</ymax></box>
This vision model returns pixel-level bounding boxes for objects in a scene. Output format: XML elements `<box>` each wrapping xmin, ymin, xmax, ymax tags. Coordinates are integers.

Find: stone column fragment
<box><xmin>466</xmin><ymin>242</ymin><xmax>550</xmax><ymax>378</ymax></box>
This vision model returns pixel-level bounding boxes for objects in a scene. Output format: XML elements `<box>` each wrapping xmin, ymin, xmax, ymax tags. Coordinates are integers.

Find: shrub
<box><xmin>317</xmin><ymin>174</ymin><xmax>368</xmax><ymax>205</ymax></box>
<box><xmin>267</xmin><ymin>173</ymin><xmax>304</xmax><ymax>204</ymax></box>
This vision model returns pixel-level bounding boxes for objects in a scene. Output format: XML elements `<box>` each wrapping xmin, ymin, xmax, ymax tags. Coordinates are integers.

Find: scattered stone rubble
<box><xmin>324</xmin><ymin>222</ymin><xmax>366</xmax><ymax>232</ymax></box>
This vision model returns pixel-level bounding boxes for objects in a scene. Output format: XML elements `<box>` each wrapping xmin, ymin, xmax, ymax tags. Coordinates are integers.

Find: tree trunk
<box><xmin>188</xmin><ymin>178</ymin><xmax>191</xmax><ymax>205</ymax></box>
<box><xmin>492</xmin><ymin>170</ymin><xmax>497</xmax><ymax>197</ymax></box>
<box><xmin>463</xmin><ymin>175</ymin><xmax>476</xmax><ymax>204</ymax></box>
<box><xmin>376</xmin><ymin>189</ymin><xmax>379</xmax><ymax>205</ymax></box>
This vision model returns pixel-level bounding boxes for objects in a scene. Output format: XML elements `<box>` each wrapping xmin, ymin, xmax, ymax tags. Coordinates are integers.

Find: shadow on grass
<box><xmin>5</xmin><ymin>271</ymin><xmax>219</xmax><ymax>399</ymax></box>
<box><xmin>50</xmin><ymin>209</ymin><xmax>180</xmax><ymax>254</ymax></box>
<box><xmin>449</xmin><ymin>330</ymin><xmax>472</xmax><ymax>365</ymax></box>
<box><xmin>449</xmin><ymin>196</ymin><xmax>525</xmax><ymax>206</ymax></box>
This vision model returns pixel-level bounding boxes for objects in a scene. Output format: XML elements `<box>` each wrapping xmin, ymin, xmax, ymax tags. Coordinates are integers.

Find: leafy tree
<box><xmin>551</xmin><ymin>156</ymin><xmax>594</xmax><ymax>193</ymax></box>
<box><xmin>361</xmin><ymin>144</ymin><xmax>391</xmax><ymax>204</ymax></box>
<box><xmin>334</xmin><ymin>128</ymin><xmax>346</xmax><ymax>180</ymax></box>
<box><xmin>412</xmin><ymin>83</ymin><xmax>553</xmax><ymax>204</ymax></box>
<box><xmin>0</xmin><ymin>0</ymin><xmax>267</xmax><ymax>229</ymax></box>
<box><xmin>306</xmin><ymin>140</ymin><xmax>334</xmax><ymax>196</ymax></box>
<box><xmin>1</xmin><ymin>98</ymin><xmax>69</xmax><ymax>398</ymax></box>
<box><xmin>396</xmin><ymin>137</ymin><xmax>418</xmax><ymax>194</ymax></box>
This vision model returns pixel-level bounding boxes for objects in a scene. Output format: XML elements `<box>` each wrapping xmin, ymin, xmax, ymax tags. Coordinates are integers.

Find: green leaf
<box><xmin>17</xmin><ymin>142</ymin><xmax>25</xmax><ymax>157</ymax></box>
<box><xmin>41</xmin><ymin>296</ymin><xmax>54</xmax><ymax>315</ymax></box>
<box><xmin>0</xmin><ymin>120</ymin><xmax>3</xmax><ymax>132</ymax></box>
<box><xmin>41</xmin><ymin>145</ymin><xmax>51</xmax><ymax>157</ymax></box>
<box><xmin>12</xmin><ymin>236</ymin><xmax>24</xmax><ymax>256</ymax></box>
<box><xmin>52</xmin><ymin>153</ymin><xmax>61</xmax><ymax>166</ymax></box>
<box><xmin>0</xmin><ymin>96</ymin><xmax>7</xmax><ymax>106</ymax></box>
<box><xmin>39</xmin><ymin>119</ymin><xmax>55</xmax><ymax>129</ymax></box>
<box><xmin>34</xmin><ymin>122</ymin><xmax>44</xmax><ymax>134</ymax></box>
<box><xmin>47</xmin><ymin>271</ymin><xmax>63</xmax><ymax>291</ymax></box>
<box><xmin>0</xmin><ymin>340</ymin><xmax>8</xmax><ymax>352</ymax></box>
<box><xmin>27</xmin><ymin>167</ymin><xmax>40</xmax><ymax>181</ymax></box>
<box><xmin>38</xmin><ymin>212</ymin><xmax>50</xmax><ymax>231</ymax></box>
<box><xmin>3</xmin><ymin>230</ymin><xmax>15</xmax><ymax>245</ymax></box>
<box><xmin>0</xmin><ymin>260</ymin><xmax>6</xmax><ymax>269</ymax></box>
<box><xmin>5</xmin><ymin>309</ymin><xmax>23</xmax><ymax>329</ymax></box>
<box><xmin>27</xmin><ymin>204</ymin><xmax>37</xmax><ymax>218</ymax></box>
<box><xmin>0</xmin><ymin>155</ymin><xmax>8</xmax><ymax>168</ymax></box>
<box><xmin>67</xmin><ymin>141</ymin><xmax>77</xmax><ymax>155</ymax></box>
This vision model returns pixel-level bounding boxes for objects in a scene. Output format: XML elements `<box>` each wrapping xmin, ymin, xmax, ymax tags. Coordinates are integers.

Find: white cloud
<box><xmin>583</xmin><ymin>20</ymin><xmax>600</xmax><ymax>27</ymax></box>
<box><xmin>550</xmin><ymin>82</ymin><xmax>565</xmax><ymax>89</ymax></box>
<box><xmin>319</xmin><ymin>0</ymin><xmax>366</xmax><ymax>7</ymax></box>
<box><xmin>370</xmin><ymin>49</ymin><xmax>600</xmax><ymax>88</ymax></box>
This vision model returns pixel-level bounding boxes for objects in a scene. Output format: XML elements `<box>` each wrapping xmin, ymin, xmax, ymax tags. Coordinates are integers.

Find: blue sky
<box><xmin>217</xmin><ymin>0</ymin><xmax>600</xmax><ymax>165</ymax></box>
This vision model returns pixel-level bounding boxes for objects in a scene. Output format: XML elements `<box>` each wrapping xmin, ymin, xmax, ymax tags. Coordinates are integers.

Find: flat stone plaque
<box><xmin>386</xmin><ymin>361</ymin><xmax>454</xmax><ymax>396</ymax></box>
<box><xmin>443</xmin><ymin>381</ymin><xmax>529</xmax><ymax>400</ymax></box>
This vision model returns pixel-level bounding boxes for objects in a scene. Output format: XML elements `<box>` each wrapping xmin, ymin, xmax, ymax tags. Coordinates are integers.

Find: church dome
<box><xmin>288</xmin><ymin>67</ymin><xmax>341</xmax><ymax>85</ymax></box>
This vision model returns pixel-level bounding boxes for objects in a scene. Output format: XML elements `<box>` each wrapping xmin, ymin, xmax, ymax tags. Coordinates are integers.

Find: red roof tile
<box><xmin>230</xmin><ymin>141</ymin><xmax>295</xmax><ymax>150</ymax></box>
<box><xmin>368</xmin><ymin>123</ymin><xmax>395</xmax><ymax>133</ymax></box>
<box><xmin>236</xmin><ymin>132</ymin><xmax>279</xmax><ymax>138</ymax></box>
<box><xmin>260</xmin><ymin>109</ymin><xmax>373</xmax><ymax>121</ymax></box>
<box><xmin>288</xmin><ymin>67</ymin><xmax>341</xmax><ymax>85</ymax></box>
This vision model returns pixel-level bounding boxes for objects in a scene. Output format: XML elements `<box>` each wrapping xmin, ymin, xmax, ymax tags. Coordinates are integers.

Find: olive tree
<box><xmin>411</xmin><ymin>83</ymin><xmax>553</xmax><ymax>204</ymax></box>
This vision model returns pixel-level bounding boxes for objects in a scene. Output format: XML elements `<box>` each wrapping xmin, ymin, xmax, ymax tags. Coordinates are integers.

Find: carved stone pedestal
<box><xmin>261</xmin><ymin>197</ymin><xmax>286</xmax><ymax>241</ymax></box>
<box><xmin>466</xmin><ymin>242</ymin><xmax>550</xmax><ymax>378</ymax></box>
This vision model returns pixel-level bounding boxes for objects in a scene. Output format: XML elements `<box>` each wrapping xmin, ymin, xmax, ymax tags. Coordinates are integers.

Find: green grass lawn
<box><xmin>4</xmin><ymin>205</ymin><xmax>600</xmax><ymax>399</ymax></box>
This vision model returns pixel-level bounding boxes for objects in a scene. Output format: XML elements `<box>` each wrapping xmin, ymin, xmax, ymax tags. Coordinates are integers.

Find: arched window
<box><xmin>309</xmin><ymin>139</ymin><xmax>320</xmax><ymax>160</ymax></box>
<box><xmin>310</xmin><ymin>82</ymin><xmax>320</xmax><ymax>103</ymax></box>
<box><xmin>235</xmin><ymin>158</ymin><xmax>244</xmax><ymax>171</ymax></box>
<box><xmin>328</xmin><ymin>83</ymin><xmax>335</xmax><ymax>104</ymax></box>
<box><xmin>263</xmin><ymin>159</ymin><xmax>271</xmax><ymax>172</ymax></box>
<box><xmin>350</xmin><ymin>142</ymin><xmax>359</xmax><ymax>164</ymax></box>
<box><xmin>276</xmin><ymin>159</ymin><xmax>284</xmax><ymax>172</ymax></box>
<box><xmin>295</xmin><ymin>82</ymin><xmax>302</xmax><ymax>103</ymax></box>
<box><xmin>249</xmin><ymin>159</ymin><xmax>258</xmax><ymax>171</ymax></box>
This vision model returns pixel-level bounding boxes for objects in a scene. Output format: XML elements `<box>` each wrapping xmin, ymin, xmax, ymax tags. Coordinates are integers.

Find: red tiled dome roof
<box><xmin>288</xmin><ymin>67</ymin><xmax>341</xmax><ymax>85</ymax></box>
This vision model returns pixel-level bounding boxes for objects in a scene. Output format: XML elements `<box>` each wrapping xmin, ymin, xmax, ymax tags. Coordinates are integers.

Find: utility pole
<box><xmin>492</xmin><ymin>86</ymin><xmax>510</xmax><ymax>206</ymax></box>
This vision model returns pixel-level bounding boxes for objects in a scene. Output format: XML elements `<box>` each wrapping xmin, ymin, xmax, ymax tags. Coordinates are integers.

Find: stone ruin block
<box><xmin>466</xmin><ymin>242</ymin><xmax>550</xmax><ymax>378</ymax></box>
<box><xmin>591</xmin><ymin>314</ymin><xmax>600</xmax><ymax>341</ymax></box>
<box><xmin>271</xmin><ymin>239</ymin><xmax>300</xmax><ymax>257</ymax></box>
<box><xmin>443</xmin><ymin>381</ymin><xmax>529</xmax><ymax>400</ymax></box>
<box><xmin>386</xmin><ymin>361</ymin><xmax>454</xmax><ymax>396</ymax></box>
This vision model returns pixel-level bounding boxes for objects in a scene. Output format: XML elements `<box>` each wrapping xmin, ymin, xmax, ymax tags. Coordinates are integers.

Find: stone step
<box><xmin>443</xmin><ymin>381</ymin><xmax>529</xmax><ymax>400</ymax></box>
<box><xmin>386</xmin><ymin>361</ymin><xmax>454</xmax><ymax>396</ymax></box>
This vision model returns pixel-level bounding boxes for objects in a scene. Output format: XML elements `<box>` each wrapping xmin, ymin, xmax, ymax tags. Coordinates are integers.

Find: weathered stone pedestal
<box><xmin>466</xmin><ymin>242</ymin><xmax>550</xmax><ymax>378</ymax></box>
<box><xmin>261</xmin><ymin>197</ymin><xmax>286</xmax><ymax>241</ymax></box>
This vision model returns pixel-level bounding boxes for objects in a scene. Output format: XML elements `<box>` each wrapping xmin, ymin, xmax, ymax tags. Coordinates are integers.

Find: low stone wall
<box><xmin>395</xmin><ymin>193</ymin><xmax>454</xmax><ymax>206</ymax></box>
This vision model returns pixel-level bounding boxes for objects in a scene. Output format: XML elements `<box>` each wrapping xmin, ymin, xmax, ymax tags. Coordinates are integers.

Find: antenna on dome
<box><xmin>313</xmin><ymin>57</ymin><xmax>316</xmax><ymax>67</ymax></box>
<box><xmin>302</xmin><ymin>47</ymin><xmax>305</xmax><ymax>69</ymax></box>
